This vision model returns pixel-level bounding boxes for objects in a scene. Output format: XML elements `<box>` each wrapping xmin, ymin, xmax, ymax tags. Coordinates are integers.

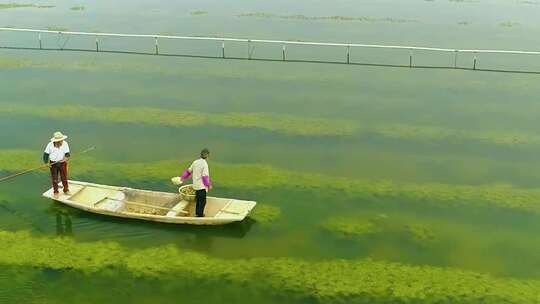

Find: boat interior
<box><xmin>54</xmin><ymin>182</ymin><xmax>241</xmax><ymax>218</ymax></box>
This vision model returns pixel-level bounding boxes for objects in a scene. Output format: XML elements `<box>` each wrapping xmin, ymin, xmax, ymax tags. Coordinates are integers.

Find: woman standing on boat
<box><xmin>43</xmin><ymin>131</ymin><xmax>71</xmax><ymax>195</ymax></box>
<box><xmin>172</xmin><ymin>148</ymin><xmax>212</xmax><ymax>217</ymax></box>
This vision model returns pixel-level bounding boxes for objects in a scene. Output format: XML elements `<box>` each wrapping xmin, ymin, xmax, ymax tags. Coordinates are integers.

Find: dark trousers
<box><xmin>50</xmin><ymin>162</ymin><xmax>69</xmax><ymax>193</ymax></box>
<box><xmin>195</xmin><ymin>189</ymin><xmax>207</xmax><ymax>217</ymax></box>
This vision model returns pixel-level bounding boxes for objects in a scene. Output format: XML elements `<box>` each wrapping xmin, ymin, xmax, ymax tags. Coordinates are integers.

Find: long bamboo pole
<box><xmin>0</xmin><ymin>146</ymin><xmax>96</xmax><ymax>183</ymax></box>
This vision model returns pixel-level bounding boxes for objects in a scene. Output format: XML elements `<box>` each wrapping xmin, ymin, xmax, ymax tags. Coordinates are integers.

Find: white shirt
<box><xmin>44</xmin><ymin>141</ymin><xmax>70</xmax><ymax>162</ymax></box>
<box><xmin>189</xmin><ymin>158</ymin><xmax>210</xmax><ymax>190</ymax></box>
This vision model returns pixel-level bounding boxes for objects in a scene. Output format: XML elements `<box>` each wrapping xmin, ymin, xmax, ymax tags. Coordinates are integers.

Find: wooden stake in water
<box><xmin>0</xmin><ymin>146</ymin><xmax>96</xmax><ymax>183</ymax></box>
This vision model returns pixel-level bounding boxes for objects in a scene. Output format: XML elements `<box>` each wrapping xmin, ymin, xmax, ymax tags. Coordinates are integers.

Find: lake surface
<box><xmin>1</xmin><ymin>0</ymin><xmax>540</xmax><ymax>303</ymax></box>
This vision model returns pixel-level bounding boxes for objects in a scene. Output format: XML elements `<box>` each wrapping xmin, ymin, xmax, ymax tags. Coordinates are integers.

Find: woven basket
<box><xmin>178</xmin><ymin>184</ymin><xmax>196</xmax><ymax>202</ymax></box>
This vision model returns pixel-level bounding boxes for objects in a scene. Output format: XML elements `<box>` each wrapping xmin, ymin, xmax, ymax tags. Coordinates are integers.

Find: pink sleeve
<box><xmin>181</xmin><ymin>170</ymin><xmax>191</xmax><ymax>180</ymax></box>
<box><xmin>202</xmin><ymin>176</ymin><xmax>211</xmax><ymax>188</ymax></box>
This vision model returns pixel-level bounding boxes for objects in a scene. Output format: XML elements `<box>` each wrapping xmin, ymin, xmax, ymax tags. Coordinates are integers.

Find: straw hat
<box><xmin>50</xmin><ymin>131</ymin><xmax>68</xmax><ymax>142</ymax></box>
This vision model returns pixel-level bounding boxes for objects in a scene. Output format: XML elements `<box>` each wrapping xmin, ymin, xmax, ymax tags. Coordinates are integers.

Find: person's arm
<box><xmin>63</xmin><ymin>142</ymin><xmax>71</xmax><ymax>161</ymax></box>
<box><xmin>202</xmin><ymin>176</ymin><xmax>212</xmax><ymax>189</ymax></box>
<box><xmin>202</xmin><ymin>163</ymin><xmax>211</xmax><ymax>190</ymax></box>
<box><xmin>43</xmin><ymin>143</ymin><xmax>51</xmax><ymax>164</ymax></box>
<box><xmin>180</xmin><ymin>163</ymin><xmax>193</xmax><ymax>182</ymax></box>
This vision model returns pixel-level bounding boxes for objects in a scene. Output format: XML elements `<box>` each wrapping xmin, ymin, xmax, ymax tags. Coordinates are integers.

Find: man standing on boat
<box><xmin>43</xmin><ymin>131</ymin><xmax>71</xmax><ymax>195</ymax></box>
<box><xmin>172</xmin><ymin>148</ymin><xmax>212</xmax><ymax>217</ymax></box>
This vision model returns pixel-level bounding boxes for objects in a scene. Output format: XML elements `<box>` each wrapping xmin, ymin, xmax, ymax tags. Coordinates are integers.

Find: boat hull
<box><xmin>42</xmin><ymin>180</ymin><xmax>256</xmax><ymax>225</ymax></box>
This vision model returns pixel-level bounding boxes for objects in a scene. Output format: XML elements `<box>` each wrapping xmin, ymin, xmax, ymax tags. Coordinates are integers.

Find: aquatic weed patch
<box><xmin>46</xmin><ymin>26</ymin><xmax>69</xmax><ymax>32</ymax></box>
<box><xmin>190</xmin><ymin>10</ymin><xmax>207</xmax><ymax>16</ymax></box>
<box><xmin>321</xmin><ymin>217</ymin><xmax>379</xmax><ymax>238</ymax></box>
<box><xmin>1</xmin><ymin>104</ymin><xmax>539</xmax><ymax>148</ymax></box>
<box><xmin>237</xmin><ymin>13</ymin><xmax>417</xmax><ymax>23</ymax></box>
<box><xmin>372</xmin><ymin>123</ymin><xmax>540</xmax><ymax>147</ymax></box>
<box><xmin>0</xmin><ymin>230</ymin><xmax>539</xmax><ymax>303</ymax></box>
<box><xmin>0</xmin><ymin>105</ymin><xmax>359</xmax><ymax>136</ymax></box>
<box><xmin>2</xmin><ymin>150</ymin><xmax>540</xmax><ymax>214</ymax></box>
<box><xmin>322</xmin><ymin>215</ymin><xmax>437</xmax><ymax>245</ymax></box>
<box><xmin>249</xmin><ymin>204</ymin><xmax>281</xmax><ymax>223</ymax></box>
<box><xmin>0</xmin><ymin>3</ymin><xmax>54</xmax><ymax>9</ymax></box>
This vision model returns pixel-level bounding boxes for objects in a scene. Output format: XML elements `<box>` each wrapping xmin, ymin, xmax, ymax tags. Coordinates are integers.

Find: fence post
<box><xmin>38</xmin><ymin>33</ymin><xmax>42</xmax><ymax>49</ymax></box>
<box><xmin>346</xmin><ymin>45</ymin><xmax>350</xmax><ymax>64</ymax></box>
<box><xmin>473</xmin><ymin>52</ymin><xmax>477</xmax><ymax>70</ymax></box>
<box><xmin>282</xmin><ymin>44</ymin><xmax>286</xmax><ymax>61</ymax></box>
<box><xmin>222</xmin><ymin>41</ymin><xmax>225</xmax><ymax>58</ymax></box>
<box><xmin>95</xmin><ymin>37</ymin><xmax>99</xmax><ymax>52</ymax></box>
<box><xmin>409</xmin><ymin>49</ymin><xmax>413</xmax><ymax>68</ymax></box>
<box><xmin>247</xmin><ymin>40</ymin><xmax>251</xmax><ymax>60</ymax></box>
<box><xmin>155</xmin><ymin>37</ymin><xmax>159</xmax><ymax>55</ymax></box>
<box><xmin>454</xmin><ymin>50</ymin><xmax>458</xmax><ymax>68</ymax></box>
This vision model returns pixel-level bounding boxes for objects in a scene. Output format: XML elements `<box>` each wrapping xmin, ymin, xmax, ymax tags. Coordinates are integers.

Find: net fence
<box><xmin>1</xmin><ymin>27</ymin><xmax>540</xmax><ymax>73</ymax></box>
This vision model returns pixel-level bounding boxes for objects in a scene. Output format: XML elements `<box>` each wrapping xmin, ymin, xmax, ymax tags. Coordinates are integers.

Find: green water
<box><xmin>1</xmin><ymin>0</ymin><xmax>540</xmax><ymax>303</ymax></box>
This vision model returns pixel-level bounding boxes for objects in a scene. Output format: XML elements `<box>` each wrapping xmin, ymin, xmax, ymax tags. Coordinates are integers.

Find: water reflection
<box><xmin>48</xmin><ymin>204</ymin><xmax>74</xmax><ymax>236</ymax></box>
<box><xmin>55</xmin><ymin>212</ymin><xmax>72</xmax><ymax>236</ymax></box>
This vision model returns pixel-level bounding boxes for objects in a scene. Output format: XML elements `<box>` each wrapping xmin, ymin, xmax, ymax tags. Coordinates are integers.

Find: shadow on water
<box><xmin>46</xmin><ymin>201</ymin><xmax>256</xmax><ymax>240</ymax></box>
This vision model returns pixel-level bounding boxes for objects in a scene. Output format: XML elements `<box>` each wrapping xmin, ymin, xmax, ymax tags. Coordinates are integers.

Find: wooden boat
<box><xmin>42</xmin><ymin>180</ymin><xmax>257</xmax><ymax>225</ymax></box>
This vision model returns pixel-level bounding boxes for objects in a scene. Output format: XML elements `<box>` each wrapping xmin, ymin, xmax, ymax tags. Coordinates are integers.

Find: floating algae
<box><xmin>518</xmin><ymin>0</ymin><xmax>540</xmax><ymax>4</ymax></box>
<box><xmin>2</xmin><ymin>150</ymin><xmax>540</xmax><ymax>214</ymax></box>
<box><xmin>249</xmin><ymin>205</ymin><xmax>281</xmax><ymax>223</ymax></box>
<box><xmin>0</xmin><ymin>3</ymin><xmax>54</xmax><ymax>9</ymax></box>
<box><xmin>2</xmin><ymin>104</ymin><xmax>540</xmax><ymax>147</ymax></box>
<box><xmin>321</xmin><ymin>217</ymin><xmax>379</xmax><ymax>238</ymax></box>
<box><xmin>500</xmin><ymin>21</ymin><xmax>520</xmax><ymax>28</ymax></box>
<box><xmin>46</xmin><ymin>26</ymin><xmax>69</xmax><ymax>32</ymax></box>
<box><xmin>322</xmin><ymin>215</ymin><xmax>437</xmax><ymax>244</ymax></box>
<box><xmin>372</xmin><ymin>124</ymin><xmax>540</xmax><ymax>147</ymax></box>
<box><xmin>0</xmin><ymin>230</ymin><xmax>539</xmax><ymax>303</ymax></box>
<box><xmin>0</xmin><ymin>105</ymin><xmax>358</xmax><ymax>137</ymax></box>
<box><xmin>237</xmin><ymin>13</ymin><xmax>417</xmax><ymax>23</ymax></box>
<box><xmin>190</xmin><ymin>10</ymin><xmax>207</xmax><ymax>15</ymax></box>
<box><xmin>406</xmin><ymin>224</ymin><xmax>436</xmax><ymax>243</ymax></box>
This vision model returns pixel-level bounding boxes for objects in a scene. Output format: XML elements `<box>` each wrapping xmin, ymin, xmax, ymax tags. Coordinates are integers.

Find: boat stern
<box><xmin>214</xmin><ymin>200</ymin><xmax>257</xmax><ymax>222</ymax></box>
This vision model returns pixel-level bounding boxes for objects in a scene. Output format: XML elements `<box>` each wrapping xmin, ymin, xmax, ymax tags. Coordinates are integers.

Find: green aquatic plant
<box><xmin>322</xmin><ymin>215</ymin><xmax>438</xmax><ymax>245</ymax></box>
<box><xmin>0</xmin><ymin>230</ymin><xmax>539</xmax><ymax>303</ymax></box>
<box><xmin>406</xmin><ymin>224</ymin><xmax>436</xmax><ymax>242</ymax></box>
<box><xmin>321</xmin><ymin>217</ymin><xmax>379</xmax><ymax>238</ymax></box>
<box><xmin>500</xmin><ymin>21</ymin><xmax>520</xmax><ymax>27</ymax></box>
<box><xmin>190</xmin><ymin>10</ymin><xmax>207</xmax><ymax>15</ymax></box>
<box><xmin>518</xmin><ymin>0</ymin><xmax>539</xmax><ymax>4</ymax></box>
<box><xmin>0</xmin><ymin>104</ymin><xmax>358</xmax><ymax>137</ymax></box>
<box><xmin>70</xmin><ymin>5</ymin><xmax>84</xmax><ymax>11</ymax></box>
<box><xmin>237</xmin><ymin>12</ymin><xmax>417</xmax><ymax>23</ymax></box>
<box><xmin>3</xmin><ymin>149</ymin><xmax>540</xmax><ymax>214</ymax></box>
<box><xmin>0</xmin><ymin>3</ymin><xmax>54</xmax><ymax>9</ymax></box>
<box><xmin>0</xmin><ymin>58</ymin><xmax>33</xmax><ymax>69</ymax></box>
<box><xmin>249</xmin><ymin>204</ymin><xmax>281</xmax><ymax>223</ymax></box>
<box><xmin>46</xmin><ymin>26</ymin><xmax>69</xmax><ymax>32</ymax></box>
<box><xmin>2</xmin><ymin>103</ymin><xmax>539</xmax><ymax>148</ymax></box>
<box><xmin>372</xmin><ymin>124</ymin><xmax>540</xmax><ymax>146</ymax></box>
